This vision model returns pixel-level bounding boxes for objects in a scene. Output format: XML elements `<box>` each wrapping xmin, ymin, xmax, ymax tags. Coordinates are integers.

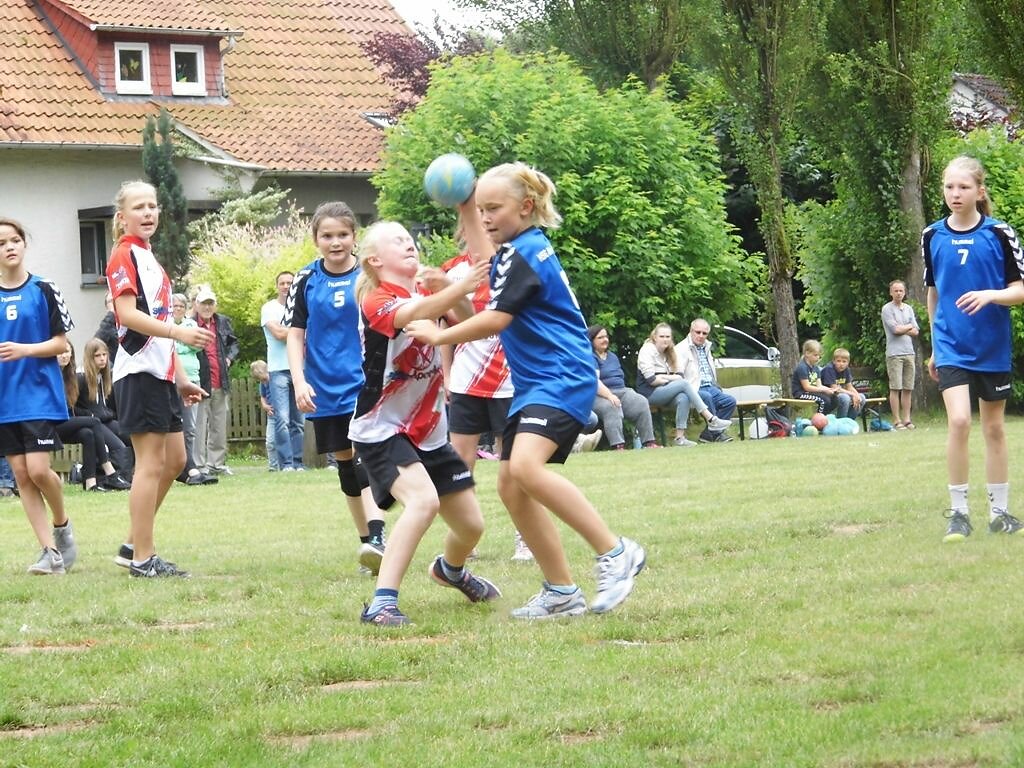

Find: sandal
<box><xmin>894</xmin><ymin>422</ymin><xmax>907</xmax><ymax>430</ymax></box>
<box><xmin>904</xmin><ymin>421</ymin><xmax>915</xmax><ymax>430</ymax></box>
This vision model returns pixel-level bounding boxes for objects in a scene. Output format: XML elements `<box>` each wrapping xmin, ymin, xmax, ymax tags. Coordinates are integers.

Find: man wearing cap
<box><xmin>194</xmin><ymin>285</ymin><xmax>240</xmax><ymax>476</ymax></box>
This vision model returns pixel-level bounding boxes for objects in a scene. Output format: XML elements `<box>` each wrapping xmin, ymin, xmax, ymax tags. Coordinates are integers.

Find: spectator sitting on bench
<box><xmin>675</xmin><ymin>318</ymin><xmax>737</xmax><ymax>443</ymax></box>
<box><xmin>588</xmin><ymin>324</ymin><xmax>657</xmax><ymax>450</ymax></box>
<box><xmin>791</xmin><ymin>339</ymin><xmax>835</xmax><ymax>414</ymax></box>
<box><xmin>821</xmin><ymin>347</ymin><xmax>865</xmax><ymax>419</ymax></box>
<box><xmin>637</xmin><ymin>322</ymin><xmax>731</xmax><ymax>447</ymax></box>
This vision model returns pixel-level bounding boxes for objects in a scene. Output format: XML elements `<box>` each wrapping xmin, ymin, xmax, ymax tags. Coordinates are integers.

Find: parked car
<box><xmin>711</xmin><ymin>325</ymin><xmax>781</xmax><ymax>401</ymax></box>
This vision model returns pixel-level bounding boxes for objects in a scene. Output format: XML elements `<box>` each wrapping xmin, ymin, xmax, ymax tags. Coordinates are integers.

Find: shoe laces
<box><xmin>594</xmin><ymin>551</ymin><xmax>624</xmax><ymax>589</ymax></box>
<box><xmin>943</xmin><ymin>510</ymin><xmax>972</xmax><ymax>532</ymax></box>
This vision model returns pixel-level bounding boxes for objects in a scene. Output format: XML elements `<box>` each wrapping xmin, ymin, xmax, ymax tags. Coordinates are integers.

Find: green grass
<box><xmin>3</xmin><ymin>413</ymin><xmax>1024</xmax><ymax>767</ymax></box>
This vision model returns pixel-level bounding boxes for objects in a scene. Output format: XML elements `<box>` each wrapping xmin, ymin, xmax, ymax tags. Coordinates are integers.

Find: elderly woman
<box><xmin>589</xmin><ymin>325</ymin><xmax>659</xmax><ymax>450</ymax></box>
<box><xmin>636</xmin><ymin>323</ymin><xmax>731</xmax><ymax>447</ymax></box>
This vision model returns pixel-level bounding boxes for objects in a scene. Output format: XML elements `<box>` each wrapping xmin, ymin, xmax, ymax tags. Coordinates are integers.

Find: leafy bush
<box><xmin>188</xmin><ymin>211</ymin><xmax>318</xmax><ymax>369</ymax></box>
<box><xmin>373</xmin><ymin>49</ymin><xmax>759</xmax><ymax>363</ymax></box>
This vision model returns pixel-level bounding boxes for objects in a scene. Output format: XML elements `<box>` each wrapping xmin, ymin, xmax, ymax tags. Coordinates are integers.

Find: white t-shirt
<box><xmin>260</xmin><ymin>298</ymin><xmax>288</xmax><ymax>372</ymax></box>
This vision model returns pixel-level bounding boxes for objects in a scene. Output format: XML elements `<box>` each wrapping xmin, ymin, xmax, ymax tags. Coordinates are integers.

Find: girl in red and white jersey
<box><xmin>350</xmin><ymin>221</ymin><xmax>500</xmax><ymax>626</ymax></box>
<box><xmin>105</xmin><ymin>181</ymin><xmax>212</xmax><ymax>578</ymax></box>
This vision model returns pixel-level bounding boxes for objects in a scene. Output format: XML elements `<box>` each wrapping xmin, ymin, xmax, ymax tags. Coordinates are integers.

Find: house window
<box><xmin>114</xmin><ymin>42</ymin><xmax>151</xmax><ymax>95</ymax></box>
<box><xmin>79</xmin><ymin>218</ymin><xmax>110</xmax><ymax>286</ymax></box>
<box><xmin>171</xmin><ymin>45</ymin><xmax>207</xmax><ymax>96</ymax></box>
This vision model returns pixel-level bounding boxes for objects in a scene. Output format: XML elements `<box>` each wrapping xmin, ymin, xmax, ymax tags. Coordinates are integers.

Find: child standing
<box><xmin>791</xmin><ymin>339</ymin><xmax>834</xmax><ymax>413</ymax></box>
<box><xmin>350</xmin><ymin>220</ymin><xmax>499</xmax><ymax>626</ymax></box>
<box><xmin>250</xmin><ymin>360</ymin><xmax>280</xmax><ymax>472</ymax></box>
<box><xmin>0</xmin><ymin>218</ymin><xmax>78</xmax><ymax>574</ymax></box>
<box><xmin>924</xmin><ymin>156</ymin><xmax>1024</xmax><ymax>542</ymax></box>
<box><xmin>407</xmin><ymin>162</ymin><xmax>645</xmax><ymax>619</ymax></box>
<box><xmin>106</xmin><ymin>181</ymin><xmax>213</xmax><ymax>577</ymax></box>
<box><xmin>820</xmin><ymin>348</ymin><xmax>866</xmax><ymax>420</ymax></box>
<box><xmin>285</xmin><ymin>202</ymin><xmax>388</xmax><ymax>575</ymax></box>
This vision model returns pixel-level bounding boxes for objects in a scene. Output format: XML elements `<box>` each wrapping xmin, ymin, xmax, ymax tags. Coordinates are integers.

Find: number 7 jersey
<box><xmin>923</xmin><ymin>215</ymin><xmax>1024</xmax><ymax>371</ymax></box>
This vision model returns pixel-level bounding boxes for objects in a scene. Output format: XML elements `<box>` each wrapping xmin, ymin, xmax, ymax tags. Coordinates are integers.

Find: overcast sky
<box><xmin>388</xmin><ymin>0</ymin><xmax>495</xmax><ymax>35</ymax></box>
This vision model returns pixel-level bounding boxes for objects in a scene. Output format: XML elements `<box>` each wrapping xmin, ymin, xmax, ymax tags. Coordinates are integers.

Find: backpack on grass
<box><xmin>764</xmin><ymin>405</ymin><xmax>794</xmax><ymax>438</ymax></box>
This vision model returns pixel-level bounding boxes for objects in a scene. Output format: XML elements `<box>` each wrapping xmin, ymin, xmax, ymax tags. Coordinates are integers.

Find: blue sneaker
<box><xmin>943</xmin><ymin>511</ymin><xmax>972</xmax><ymax>543</ymax></box>
<box><xmin>428</xmin><ymin>557</ymin><xmax>501</xmax><ymax>602</ymax></box>
<box><xmin>988</xmin><ymin>510</ymin><xmax>1024</xmax><ymax>535</ymax></box>
<box><xmin>590</xmin><ymin>537</ymin><xmax>645</xmax><ymax>614</ymax></box>
<box><xmin>360</xmin><ymin>603</ymin><xmax>410</xmax><ymax>626</ymax></box>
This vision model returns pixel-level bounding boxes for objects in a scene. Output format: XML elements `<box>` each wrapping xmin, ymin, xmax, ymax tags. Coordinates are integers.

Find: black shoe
<box><xmin>102</xmin><ymin>473</ymin><xmax>131</xmax><ymax>490</ymax></box>
<box><xmin>129</xmin><ymin>555</ymin><xmax>190</xmax><ymax>579</ymax></box>
<box><xmin>86</xmin><ymin>483</ymin><xmax>111</xmax><ymax>492</ymax></box>
<box><xmin>200</xmin><ymin>473</ymin><xmax>219</xmax><ymax>485</ymax></box>
<box><xmin>698</xmin><ymin>430</ymin><xmax>715</xmax><ymax>443</ymax></box>
<box><xmin>185</xmin><ymin>473</ymin><xmax>206</xmax><ymax>486</ymax></box>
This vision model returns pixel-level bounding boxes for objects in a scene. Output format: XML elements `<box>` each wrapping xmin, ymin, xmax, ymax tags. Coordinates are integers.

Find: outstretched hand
<box><xmin>405</xmin><ymin>319</ymin><xmax>442</xmax><ymax>346</ymax></box>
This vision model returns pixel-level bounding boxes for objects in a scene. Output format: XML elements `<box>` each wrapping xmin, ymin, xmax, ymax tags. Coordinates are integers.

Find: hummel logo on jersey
<box><xmin>327</xmin><ymin>279</ymin><xmax>352</xmax><ymax>288</ymax></box>
<box><xmin>0</xmin><ymin>294</ymin><xmax>21</xmax><ymax>303</ymax></box>
<box><xmin>950</xmin><ymin>238</ymin><xmax>974</xmax><ymax>245</ymax></box>
<box><xmin>451</xmin><ymin>470</ymin><xmax>472</xmax><ymax>482</ymax></box>
<box><xmin>995</xmin><ymin>383</ymin><xmax>1012</xmax><ymax>392</ymax></box>
<box><xmin>521</xmin><ymin>416</ymin><xmax>548</xmax><ymax>426</ymax></box>
<box><xmin>36</xmin><ymin>437</ymin><xmax>55</xmax><ymax>446</ymax></box>
<box><xmin>537</xmin><ymin>246</ymin><xmax>554</xmax><ymax>262</ymax></box>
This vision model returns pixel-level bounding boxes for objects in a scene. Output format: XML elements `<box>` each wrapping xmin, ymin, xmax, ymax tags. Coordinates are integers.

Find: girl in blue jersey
<box><xmin>407</xmin><ymin>162</ymin><xmax>645</xmax><ymax>619</ymax></box>
<box><xmin>924</xmin><ymin>156</ymin><xmax>1024</xmax><ymax>542</ymax></box>
<box><xmin>285</xmin><ymin>202</ymin><xmax>388</xmax><ymax>575</ymax></box>
<box><xmin>0</xmin><ymin>218</ymin><xmax>78</xmax><ymax>574</ymax></box>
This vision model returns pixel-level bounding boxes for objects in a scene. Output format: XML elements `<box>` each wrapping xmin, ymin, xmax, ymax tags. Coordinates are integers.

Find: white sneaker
<box><xmin>358</xmin><ymin>541</ymin><xmax>384</xmax><ymax>575</ymax></box>
<box><xmin>511</xmin><ymin>531</ymin><xmax>534</xmax><ymax>561</ymax></box>
<box><xmin>707</xmin><ymin>415</ymin><xmax>732</xmax><ymax>432</ymax></box>
<box><xmin>673</xmin><ymin>436</ymin><xmax>697</xmax><ymax>447</ymax></box>
<box><xmin>577</xmin><ymin>429</ymin><xmax>602</xmax><ymax>453</ymax></box>
<box><xmin>590</xmin><ymin>537</ymin><xmax>645</xmax><ymax>614</ymax></box>
<box><xmin>510</xmin><ymin>583</ymin><xmax>587</xmax><ymax>619</ymax></box>
<box><xmin>52</xmin><ymin>520</ymin><xmax>77</xmax><ymax>571</ymax></box>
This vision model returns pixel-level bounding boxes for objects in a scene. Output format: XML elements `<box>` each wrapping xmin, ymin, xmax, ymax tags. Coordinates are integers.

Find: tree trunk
<box><xmin>899</xmin><ymin>142</ymin><xmax>930</xmax><ymax>410</ymax></box>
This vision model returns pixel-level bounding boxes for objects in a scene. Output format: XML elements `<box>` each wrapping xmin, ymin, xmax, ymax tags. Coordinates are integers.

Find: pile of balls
<box><xmin>794</xmin><ymin>412</ymin><xmax>860</xmax><ymax>437</ymax></box>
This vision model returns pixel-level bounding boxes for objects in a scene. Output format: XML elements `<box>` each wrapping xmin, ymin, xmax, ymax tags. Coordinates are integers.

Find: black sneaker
<box><xmin>114</xmin><ymin>544</ymin><xmax>134</xmax><ymax>568</ymax></box>
<box><xmin>428</xmin><ymin>556</ymin><xmax>501</xmax><ymax>602</ymax></box>
<box><xmin>360</xmin><ymin>602</ymin><xmax>410</xmax><ymax>626</ymax></box>
<box><xmin>101</xmin><ymin>473</ymin><xmax>131</xmax><ymax>490</ymax></box>
<box><xmin>129</xmin><ymin>555</ymin><xmax>191</xmax><ymax>578</ymax></box>
<box><xmin>943</xmin><ymin>511</ymin><xmax>973</xmax><ymax>543</ymax></box>
<box><xmin>988</xmin><ymin>510</ymin><xmax>1024</xmax><ymax>535</ymax></box>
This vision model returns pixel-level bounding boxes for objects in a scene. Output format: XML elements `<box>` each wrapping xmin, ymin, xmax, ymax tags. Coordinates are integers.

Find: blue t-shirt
<box><xmin>259</xmin><ymin>380</ymin><xmax>270</xmax><ymax>401</ymax></box>
<box><xmin>923</xmin><ymin>215</ymin><xmax>1024</xmax><ymax>372</ymax></box>
<box><xmin>820</xmin><ymin>362</ymin><xmax>851</xmax><ymax>389</ymax></box>
<box><xmin>284</xmin><ymin>259</ymin><xmax>364</xmax><ymax>418</ymax></box>
<box><xmin>595</xmin><ymin>350</ymin><xmax>627</xmax><ymax>391</ymax></box>
<box><xmin>486</xmin><ymin>227</ymin><xmax>595</xmax><ymax>424</ymax></box>
<box><xmin>0</xmin><ymin>273</ymin><xmax>74</xmax><ymax>425</ymax></box>
<box><xmin>791</xmin><ymin>359</ymin><xmax>822</xmax><ymax>394</ymax></box>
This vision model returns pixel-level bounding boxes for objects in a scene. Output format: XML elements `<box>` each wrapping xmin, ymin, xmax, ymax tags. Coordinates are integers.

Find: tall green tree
<box><xmin>795</xmin><ymin>0</ymin><xmax>958</xmax><ymax>401</ymax></box>
<box><xmin>142</xmin><ymin>109</ymin><xmax>191</xmax><ymax>284</ymax></box>
<box><xmin>966</xmin><ymin>0</ymin><xmax>1024</xmax><ymax>110</ymax></box>
<box><xmin>696</xmin><ymin>0</ymin><xmax>829</xmax><ymax>393</ymax></box>
<box><xmin>374</xmin><ymin>50</ymin><xmax>758</xmax><ymax>360</ymax></box>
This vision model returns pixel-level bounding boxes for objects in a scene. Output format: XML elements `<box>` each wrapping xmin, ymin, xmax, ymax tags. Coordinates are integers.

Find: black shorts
<box><xmin>937</xmin><ymin>366</ymin><xmax>1013</xmax><ymax>401</ymax></box>
<box><xmin>113</xmin><ymin>374</ymin><xmax>183</xmax><ymax>435</ymax></box>
<box><xmin>353</xmin><ymin>434</ymin><xmax>474</xmax><ymax>510</ymax></box>
<box><xmin>312</xmin><ymin>412</ymin><xmax>354</xmax><ymax>454</ymax></box>
<box><xmin>0</xmin><ymin>420</ymin><xmax>63</xmax><ymax>457</ymax></box>
<box><xmin>448</xmin><ymin>393</ymin><xmax>511</xmax><ymax>435</ymax></box>
<box><xmin>500</xmin><ymin>405</ymin><xmax>582</xmax><ymax>465</ymax></box>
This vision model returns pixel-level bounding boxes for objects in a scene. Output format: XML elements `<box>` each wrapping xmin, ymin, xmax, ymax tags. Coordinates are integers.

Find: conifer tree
<box><xmin>142</xmin><ymin>109</ymin><xmax>191</xmax><ymax>283</ymax></box>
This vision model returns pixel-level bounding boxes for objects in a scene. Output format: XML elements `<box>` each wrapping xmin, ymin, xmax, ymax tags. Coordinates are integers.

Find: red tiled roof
<box><xmin>0</xmin><ymin>0</ymin><xmax>410</xmax><ymax>173</ymax></box>
<box><xmin>49</xmin><ymin>0</ymin><xmax>235</xmax><ymax>32</ymax></box>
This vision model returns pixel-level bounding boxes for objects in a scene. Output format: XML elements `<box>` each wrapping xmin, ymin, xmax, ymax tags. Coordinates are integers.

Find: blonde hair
<box><xmin>802</xmin><ymin>339</ymin><xmax>823</xmax><ymax>356</ymax></box>
<box><xmin>943</xmin><ymin>156</ymin><xmax>992</xmax><ymax>217</ymax></box>
<box><xmin>250</xmin><ymin>360</ymin><xmax>269</xmax><ymax>378</ymax></box>
<box><xmin>83</xmin><ymin>337</ymin><xmax>113</xmax><ymax>403</ymax></box>
<box><xmin>354</xmin><ymin>220</ymin><xmax>406</xmax><ymax>305</ymax></box>
<box><xmin>649</xmin><ymin>322</ymin><xmax>678</xmax><ymax>371</ymax></box>
<box><xmin>112</xmin><ymin>180</ymin><xmax>158</xmax><ymax>239</ymax></box>
<box><xmin>832</xmin><ymin>347</ymin><xmax>850</xmax><ymax>361</ymax></box>
<box><xmin>479</xmin><ymin>162</ymin><xmax>562</xmax><ymax>230</ymax></box>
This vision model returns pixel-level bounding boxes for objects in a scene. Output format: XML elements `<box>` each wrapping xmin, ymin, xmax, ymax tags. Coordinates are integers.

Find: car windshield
<box><xmin>716</xmin><ymin>328</ymin><xmax>767</xmax><ymax>360</ymax></box>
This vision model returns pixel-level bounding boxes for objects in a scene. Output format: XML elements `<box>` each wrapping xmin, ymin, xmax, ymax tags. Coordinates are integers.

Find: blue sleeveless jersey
<box><xmin>284</xmin><ymin>260</ymin><xmax>364</xmax><ymax>417</ymax></box>
<box><xmin>0</xmin><ymin>273</ymin><xmax>74</xmax><ymax>423</ymax></box>
<box><xmin>922</xmin><ymin>215</ymin><xmax>1024</xmax><ymax>372</ymax></box>
<box><xmin>486</xmin><ymin>227</ymin><xmax>595</xmax><ymax>424</ymax></box>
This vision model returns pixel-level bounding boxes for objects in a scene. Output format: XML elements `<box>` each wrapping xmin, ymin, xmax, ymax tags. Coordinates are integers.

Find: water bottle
<box><xmin>632</xmin><ymin>433</ymin><xmax>642</xmax><ymax>450</ymax></box>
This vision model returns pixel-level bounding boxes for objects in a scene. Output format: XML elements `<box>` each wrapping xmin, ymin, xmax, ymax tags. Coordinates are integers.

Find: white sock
<box><xmin>987</xmin><ymin>482</ymin><xmax>1009</xmax><ymax>519</ymax></box>
<box><xmin>948</xmin><ymin>484</ymin><xmax>969</xmax><ymax>515</ymax></box>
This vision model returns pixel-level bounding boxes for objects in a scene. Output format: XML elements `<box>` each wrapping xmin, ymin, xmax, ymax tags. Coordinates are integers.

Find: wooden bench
<box><xmin>734</xmin><ymin>399</ymin><xmax>780</xmax><ymax>440</ymax></box>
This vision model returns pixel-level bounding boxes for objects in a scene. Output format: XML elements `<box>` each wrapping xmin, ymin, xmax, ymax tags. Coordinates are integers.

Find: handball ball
<box><xmin>802</xmin><ymin>425</ymin><xmax>819</xmax><ymax>437</ymax></box>
<box><xmin>424</xmin><ymin>153</ymin><xmax>476</xmax><ymax>206</ymax></box>
<box><xmin>811</xmin><ymin>413</ymin><xmax>828</xmax><ymax>430</ymax></box>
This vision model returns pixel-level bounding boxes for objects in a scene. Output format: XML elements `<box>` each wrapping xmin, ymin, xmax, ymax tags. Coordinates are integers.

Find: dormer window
<box><xmin>171</xmin><ymin>45</ymin><xmax>207</xmax><ymax>96</ymax></box>
<box><xmin>114</xmin><ymin>42</ymin><xmax>151</xmax><ymax>95</ymax></box>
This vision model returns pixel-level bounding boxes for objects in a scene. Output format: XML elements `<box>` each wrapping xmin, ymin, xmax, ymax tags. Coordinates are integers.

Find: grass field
<box><xmin>2</xmin><ymin>413</ymin><xmax>1024</xmax><ymax>767</ymax></box>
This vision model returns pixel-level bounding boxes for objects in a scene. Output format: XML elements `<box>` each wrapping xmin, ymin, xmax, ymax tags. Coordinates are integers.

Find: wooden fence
<box><xmin>229</xmin><ymin>377</ymin><xmax>267</xmax><ymax>443</ymax></box>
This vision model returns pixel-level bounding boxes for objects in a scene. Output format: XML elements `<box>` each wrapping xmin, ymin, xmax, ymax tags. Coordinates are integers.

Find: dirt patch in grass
<box><xmin>0</xmin><ymin>721</ymin><xmax>92</xmax><ymax>739</ymax></box>
<box><xmin>958</xmin><ymin>716</ymin><xmax>1010</xmax><ymax>736</ymax></box>
<box><xmin>555</xmin><ymin>727</ymin><xmax>606</xmax><ymax>745</ymax></box>
<box><xmin>320</xmin><ymin>680</ymin><xmax>418</xmax><ymax>692</ymax></box>
<box><xmin>1</xmin><ymin>640</ymin><xmax>96</xmax><ymax>655</ymax></box>
<box><xmin>370</xmin><ymin>635</ymin><xmax>450</xmax><ymax>645</ymax></box>
<box><xmin>831</xmin><ymin>523</ymin><xmax>883</xmax><ymax>536</ymax></box>
<box><xmin>155</xmin><ymin>621</ymin><xmax>212</xmax><ymax>631</ymax></box>
<box><xmin>268</xmin><ymin>730</ymin><xmax>372</xmax><ymax>748</ymax></box>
